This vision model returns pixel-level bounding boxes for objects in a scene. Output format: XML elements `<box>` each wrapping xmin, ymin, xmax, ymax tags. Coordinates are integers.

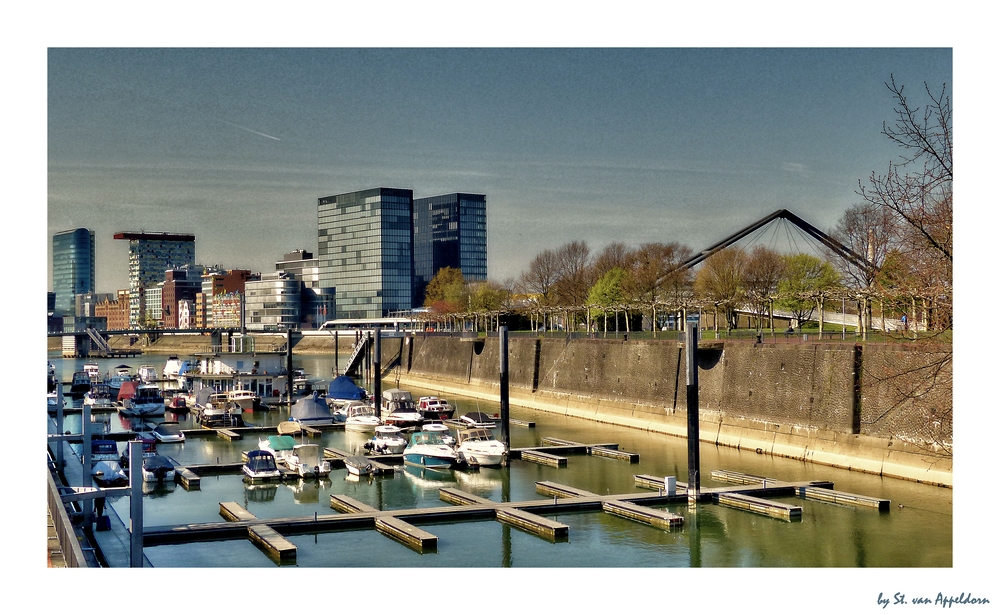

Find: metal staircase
<box><xmin>343</xmin><ymin>335</ymin><xmax>370</xmax><ymax>376</ymax></box>
<box><xmin>85</xmin><ymin>327</ymin><xmax>114</xmax><ymax>354</ymax></box>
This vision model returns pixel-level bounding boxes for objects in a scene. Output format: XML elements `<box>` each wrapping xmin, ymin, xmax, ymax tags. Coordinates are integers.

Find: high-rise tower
<box><xmin>114</xmin><ymin>231</ymin><xmax>195</xmax><ymax>328</ymax></box>
<box><xmin>52</xmin><ymin>228</ymin><xmax>96</xmax><ymax>316</ymax></box>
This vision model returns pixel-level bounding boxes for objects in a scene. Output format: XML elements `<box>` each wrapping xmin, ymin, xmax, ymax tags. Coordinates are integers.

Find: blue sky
<box><xmin>46</xmin><ymin>47</ymin><xmax>952</xmax><ymax>292</ymax></box>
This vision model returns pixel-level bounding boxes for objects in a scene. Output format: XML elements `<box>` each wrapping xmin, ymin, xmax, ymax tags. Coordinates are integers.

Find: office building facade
<box><xmin>412</xmin><ymin>193</ymin><xmax>487</xmax><ymax>306</ymax></box>
<box><xmin>52</xmin><ymin>228</ymin><xmax>96</xmax><ymax>316</ymax></box>
<box><xmin>114</xmin><ymin>232</ymin><xmax>196</xmax><ymax>328</ymax></box>
<box><xmin>318</xmin><ymin>187</ymin><xmax>414</xmax><ymax>319</ymax></box>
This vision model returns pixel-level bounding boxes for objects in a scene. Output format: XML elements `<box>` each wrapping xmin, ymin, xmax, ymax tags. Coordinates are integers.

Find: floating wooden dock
<box><xmin>715</xmin><ymin>492</ymin><xmax>802</xmax><ymax>520</ymax></box>
<box><xmin>496</xmin><ymin>508</ymin><xmax>568</xmax><ymax>541</ymax></box>
<box><xmin>439</xmin><ymin>488</ymin><xmax>495</xmax><ymax>506</ymax></box>
<box><xmin>216</xmin><ymin>428</ymin><xmax>242</xmax><ymax>441</ymax></box>
<box><xmin>249</xmin><ymin>524</ymin><xmax>296</xmax><ymax>563</ymax></box>
<box><xmin>634</xmin><ymin>474</ymin><xmax>688</xmax><ymax>493</ymax></box>
<box><xmin>795</xmin><ymin>486</ymin><xmax>890</xmax><ymax>511</ymax></box>
<box><xmin>711</xmin><ymin>469</ymin><xmax>776</xmax><ymax>485</ymax></box>
<box><xmin>520</xmin><ymin>450</ymin><xmax>568</xmax><ymax>467</ymax></box>
<box><xmin>535</xmin><ymin>481</ymin><xmax>597</xmax><ymax>498</ymax></box>
<box><xmin>590</xmin><ymin>446</ymin><xmax>639</xmax><ymax>463</ymax></box>
<box><xmin>330</xmin><ymin>495</ymin><xmax>379</xmax><ymax>514</ymax></box>
<box><xmin>603</xmin><ymin>500</ymin><xmax>684</xmax><ymax>529</ymax></box>
<box><xmin>220</xmin><ymin>501</ymin><xmax>258</xmax><ymax>522</ymax></box>
<box><xmin>375</xmin><ymin>516</ymin><xmax>437</xmax><ymax>552</ymax></box>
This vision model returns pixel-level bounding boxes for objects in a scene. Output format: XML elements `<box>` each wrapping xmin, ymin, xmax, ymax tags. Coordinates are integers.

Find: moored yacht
<box><xmin>402</xmin><ymin>431</ymin><xmax>459</xmax><ymax>469</ymax></box>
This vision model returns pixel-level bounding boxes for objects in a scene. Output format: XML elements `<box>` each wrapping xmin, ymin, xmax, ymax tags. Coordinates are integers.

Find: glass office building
<box><xmin>412</xmin><ymin>193</ymin><xmax>487</xmax><ymax>306</ymax></box>
<box><xmin>114</xmin><ymin>232</ymin><xmax>196</xmax><ymax>328</ymax></box>
<box><xmin>318</xmin><ymin>187</ymin><xmax>414</xmax><ymax>319</ymax></box>
<box><xmin>52</xmin><ymin>228</ymin><xmax>96</xmax><ymax>316</ymax></box>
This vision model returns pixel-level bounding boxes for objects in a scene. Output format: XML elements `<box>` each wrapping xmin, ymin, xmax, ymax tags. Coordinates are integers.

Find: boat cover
<box><xmin>267</xmin><ymin>435</ymin><xmax>297</xmax><ymax>451</ymax></box>
<box><xmin>290</xmin><ymin>391</ymin><xmax>335</xmax><ymax>421</ymax></box>
<box><xmin>327</xmin><ymin>375</ymin><xmax>366</xmax><ymax>401</ymax></box>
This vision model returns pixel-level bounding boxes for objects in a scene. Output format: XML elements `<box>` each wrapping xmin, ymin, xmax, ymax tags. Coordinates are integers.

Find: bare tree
<box><xmin>521</xmin><ymin>249</ymin><xmax>560</xmax><ymax>306</ymax></box>
<box><xmin>694</xmin><ymin>247</ymin><xmax>747</xmax><ymax>331</ymax></box>
<box><xmin>743</xmin><ymin>246</ymin><xmax>785</xmax><ymax>333</ymax></box>
<box><xmin>830</xmin><ymin>202</ymin><xmax>897</xmax><ymax>337</ymax></box>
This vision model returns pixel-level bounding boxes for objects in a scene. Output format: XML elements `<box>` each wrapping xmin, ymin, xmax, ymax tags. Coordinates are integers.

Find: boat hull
<box><xmin>403</xmin><ymin>452</ymin><xmax>457</xmax><ymax>469</ymax></box>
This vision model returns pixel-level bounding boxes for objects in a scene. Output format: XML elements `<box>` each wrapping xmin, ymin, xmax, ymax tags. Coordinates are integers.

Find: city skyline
<box><xmin>47</xmin><ymin>48</ymin><xmax>952</xmax><ymax>295</ymax></box>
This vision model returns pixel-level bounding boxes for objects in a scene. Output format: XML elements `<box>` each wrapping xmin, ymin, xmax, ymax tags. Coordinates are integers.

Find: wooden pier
<box><xmin>715</xmin><ymin>492</ymin><xmax>803</xmax><ymax>521</ymax></box>
<box><xmin>520</xmin><ymin>450</ymin><xmax>568</xmax><ymax>467</ymax></box>
<box><xmin>795</xmin><ymin>486</ymin><xmax>891</xmax><ymax>511</ymax></box>
<box><xmin>135</xmin><ymin>470</ymin><xmax>884</xmax><ymax>560</ymax></box>
<box><xmin>603</xmin><ymin>500</ymin><xmax>684</xmax><ymax>529</ymax></box>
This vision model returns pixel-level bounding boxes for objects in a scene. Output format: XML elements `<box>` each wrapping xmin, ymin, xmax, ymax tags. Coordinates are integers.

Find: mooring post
<box><xmin>56</xmin><ymin>384</ymin><xmax>65</xmax><ymax>470</ymax></box>
<box><xmin>334</xmin><ymin>331</ymin><xmax>339</xmax><ymax>375</ymax></box>
<box><xmin>129</xmin><ymin>440</ymin><xmax>143</xmax><ymax>567</ymax></box>
<box><xmin>685</xmin><ymin>317</ymin><xmax>701</xmax><ymax>506</ymax></box>
<box><xmin>82</xmin><ymin>402</ymin><xmax>93</xmax><ymax>524</ymax></box>
<box><xmin>373</xmin><ymin>327</ymin><xmax>382</xmax><ymax>419</ymax></box>
<box><xmin>499</xmin><ymin>325</ymin><xmax>510</xmax><ymax>452</ymax></box>
<box><xmin>285</xmin><ymin>328</ymin><xmax>293</xmax><ymax>403</ymax></box>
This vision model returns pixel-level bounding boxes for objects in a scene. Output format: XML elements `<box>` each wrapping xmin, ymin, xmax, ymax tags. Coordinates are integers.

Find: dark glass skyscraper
<box><xmin>317</xmin><ymin>188</ymin><xmax>414</xmax><ymax>319</ymax></box>
<box><xmin>52</xmin><ymin>228</ymin><xmax>95</xmax><ymax>315</ymax></box>
<box><xmin>412</xmin><ymin>193</ymin><xmax>487</xmax><ymax>306</ymax></box>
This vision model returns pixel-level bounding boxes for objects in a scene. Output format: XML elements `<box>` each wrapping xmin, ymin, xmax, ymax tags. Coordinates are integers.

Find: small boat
<box><xmin>418</xmin><ymin>396</ymin><xmax>455</xmax><ymax>420</ymax></box>
<box><xmin>137</xmin><ymin>364</ymin><xmax>158</xmax><ymax>383</ymax></box>
<box><xmin>277</xmin><ymin>420</ymin><xmax>302</xmax><ymax>436</ymax></box>
<box><xmin>83</xmin><ymin>363</ymin><xmax>101</xmax><ymax>381</ymax></box>
<box><xmin>459</xmin><ymin>412</ymin><xmax>498</xmax><ymax>429</ymax></box>
<box><xmin>166</xmin><ymin>394</ymin><xmax>188</xmax><ymax>412</ymax></box>
<box><xmin>455</xmin><ymin>428</ymin><xmax>507</xmax><ymax>467</ymax></box>
<box><xmin>196</xmin><ymin>392</ymin><xmax>246</xmax><ymax>428</ymax></box>
<box><xmin>106</xmin><ymin>365</ymin><xmax>134</xmax><ymax>397</ymax></box>
<box><xmin>420</xmin><ymin>421</ymin><xmax>456</xmax><ymax>446</ymax></box>
<box><xmin>83</xmin><ymin>383</ymin><xmax>116</xmax><ymax>411</ymax></box>
<box><xmin>121</xmin><ymin>383</ymin><xmax>165</xmax><ymax>417</ymax></box>
<box><xmin>152</xmin><ymin>421</ymin><xmax>186</xmax><ymax>443</ymax></box>
<box><xmin>344</xmin><ymin>455</ymin><xmax>374</xmax><ymax>477</ymax></box>
<box><xmin>47</xmin><ymin>391</ymin><xmax>63</xmax><ymax>410</ymax></box>
<box><xmin>344</xmin><ymin>401</ymin><xmax>381</xmax><ymax>432</ymax></box>
<box><xmin>91</xmin><ymin>440</ymin><xmax>128</xmax><ymax>486</ymax></box>
<box><xmin>141</xmin><ymin>455</ymin><xmax>176</xmax><ymax>482</ymax></box>
<box><xmin>364</xmin><ymin>424</ymin><xmax>408</xmax><ymax>455</ymax></box>
<box><xmin>228</xmin><ymin>388</ymin><xmax>270</xmax><ymax>412</ymax></box>
<box><xmin>289</xmin><ymin>391</ymin><xmax>338</xmax><ymax>426</ymax></box>
<box><xmin>382</xmin><ymin>389</ymin><xmax>423</xmax><ymax>429</ymax></box>
<box><xmin>119</xmin><ymin>434</ymin><xmax>157</xmax><ymax>470</ymax></box>
<box><xmin>403</xmin><ymin>431</ymin><xmax>459</xmax><ymax>469</ymax></box>
<box><xmin>286</xmin><ymin>443</ymin><xmax>332</xmax><ymax>478</ymax></box>
<box><xmin>69</xmin><ymin>371</ymin><xmax>93</xmax><ymax>398</ymax></box>
<box><xmin>243</xmin><ymin>450</ymin><xmax>282</xmax><ymax>482</ymax></box>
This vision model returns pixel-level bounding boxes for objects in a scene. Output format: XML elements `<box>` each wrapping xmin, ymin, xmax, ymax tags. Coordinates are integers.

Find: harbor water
<box><xmin>48</xmin><ymin>353</ymin><xmax>953</xmax><ymax>570</ymax></box>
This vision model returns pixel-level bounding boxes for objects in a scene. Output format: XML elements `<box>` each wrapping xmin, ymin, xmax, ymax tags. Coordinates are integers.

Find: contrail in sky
<box><xmin>220</xmin><ymin>120</ymin><xmax>281</xmax><ymax>141</ymax></box>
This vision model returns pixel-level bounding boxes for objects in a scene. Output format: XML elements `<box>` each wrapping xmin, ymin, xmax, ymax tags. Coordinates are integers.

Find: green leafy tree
<box><xmin>775</xmin><ymin>253</ymin><xmax>841</xmax><ymax>328</ymax></box>
<box><xmin>424</xmin><ymin>267</ymin><xmax>467</xmax><ymax>313</ymax></box>
<box><xmin>587</xmin><ymin>267</ymin><xmax>628</xmax><ymax>333</ymax></box>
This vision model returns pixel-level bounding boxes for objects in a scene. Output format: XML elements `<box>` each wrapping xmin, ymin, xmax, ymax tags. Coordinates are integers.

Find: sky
<box><xmin>18</xmin><ymin>4</ymin><xmax>997</xmax><ymax>610</ymax></box>
<box><xmin>46</xmin><ymin>47</ymin><xmax>952</xmax><ymax>293</ymax></box>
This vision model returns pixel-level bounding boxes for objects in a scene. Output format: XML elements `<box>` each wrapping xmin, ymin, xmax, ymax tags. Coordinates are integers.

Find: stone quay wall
<box><xmin>391</xmin><ymin>334</ymin><xmax>952</xmax><ymax>487</ymax></box>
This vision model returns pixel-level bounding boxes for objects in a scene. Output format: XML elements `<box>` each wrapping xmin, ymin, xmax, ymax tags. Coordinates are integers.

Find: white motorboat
<box><xmin>121</xmin><ymin>383</ymin><xmax>165</xmax><ymax>417</ymax></box>
<box><xmin>243</xmin><ymin>450</ymin><xmax>282</xmax><ymax>482</ymax></box>
<box><xmin>364</xmin><ymin>424</ymin><xmax>408</xmax><ymax>455</ymax></box>
<box><xmin>152</xmin><ymin>421</ymin><xmax>186</xmax><ymax>443</ymax></box>
<box><xmin>344</xmin><ymin>401</ymin><xmax>381</xmax><ymax>432</ymax></box>
<box><xmin>83</xmin><ymin>363</ymin><xmax>101</xmax><ymax>381</ymax></box>
<box><xmin>344</xmin><ymin>455</ymin><xmax>374</xmax><ymax>477</ymax></box>
<box><xmin>106</xmin><ymin>365</ymin><xmax>134</xmax><ymax>398</ymax></box>
<box><xmin>47</xmin><ymin>391</ymin><xmax>64</xmax><ymax>410</ymax></box>
<box><xmin>417</xmin><ymin>396</ymin><xmax>455</xmax><ymax>420</ymax></box>
<box><xmin>286</xmin><ymin>443</ymin><xmax>331</xmax><ymax>478</ymax></box>
<box><xmin>91</xmin><ymin>440</ymin><xmax>128</xmax><ymax>486</ymax></box>
<box><xmin>141</xmin><ymin>455</ymin><xmax>176</xmax><ymax>482</ymax></box>
<box><xmin>228</xmin><ymin>388</ymin><xmax>269</xmax><ymax>412</ymax></box>
<box><xmin>455</xmin><ymin>428</ymin><xmax>507</xmax><ymax>467</ymax></box>
<box><xmin>420</xmin><ymin>421</ymin><xmax>456</xmax><ymax>446</ymax></box>
<box><xmin>83</xmin><ymin>383</ymin><xmax>116</xmax><ymax>411</ymax></box>
<box><xmin>459</xmin><ymin>412</ymin><xmax>498</xmax><ymax>429</ymax></box>
<box><xmin>138</xmin><ymin>364</ymin><xmax>158</xmax><ymax>383</ymax></box>
<box><xmin>196</xmin><ymin>391</ymin><xmax>246</xmax><ymax>428</ymax></box>
<box><xmin>382</xmin><ymin>388</ymin><xmax>423</xmax><ymax>429</ymax></box>
<box><xmin>403</xmin><ymin>431</ymin><xmax>459</xmax><ymax>469</ymax></box>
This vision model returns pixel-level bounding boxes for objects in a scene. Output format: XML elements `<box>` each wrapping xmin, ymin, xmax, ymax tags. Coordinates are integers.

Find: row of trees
<box><xmin>421</xmin><ymin>76</ymin><xmax>951</xmax><ymax>339</ymax></box>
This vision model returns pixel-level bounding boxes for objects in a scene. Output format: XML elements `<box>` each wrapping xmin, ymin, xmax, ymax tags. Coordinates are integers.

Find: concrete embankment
<box><xmin>392</xmin><ymin>334</ymin><xmax>952</xmax><ymax>488</ymax></box>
